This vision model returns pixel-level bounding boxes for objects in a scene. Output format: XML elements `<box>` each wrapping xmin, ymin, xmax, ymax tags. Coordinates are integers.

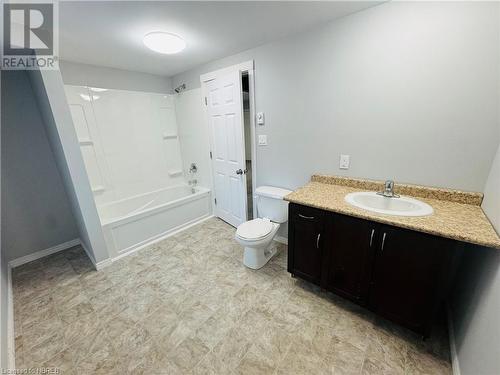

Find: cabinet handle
<box><xmin>316</xmin><ymin>233</ymin><xmax>321</xmax><ymax>249</ymax></box>
<box><xmin>298</xmin><ymin>214</ymin><xmax>315</xmax><ymax>220</ymax></box>
<box><xmin>369</xmin><ymin>229</ymin><xmax>375</xmax><ymax>247</ymax></box>
<box><xmin>381</xmin><ymin>232</ymin><xmax>387</xmax><ymax>251</ymax></box>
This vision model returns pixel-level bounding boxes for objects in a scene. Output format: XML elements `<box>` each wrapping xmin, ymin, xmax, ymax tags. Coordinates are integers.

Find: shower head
<box><xmin>174</xmin><ymin>84</ymin><xmax>186</xmax><ymax>94</ymax></box>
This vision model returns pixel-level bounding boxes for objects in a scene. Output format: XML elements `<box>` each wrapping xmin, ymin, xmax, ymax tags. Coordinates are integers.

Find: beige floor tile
<box><xmin>167</xmin><ymin>337</ymin><xmax>210</xmax><ymax>371</ymax></box>
<box><xmin>405</xmin><ymin>348</ymin><xmax>452</xmax><ymax>375</ymax></box>
<box><xmin>42</xmin><ymin>348</ymin><xmax>76</xmax><ymax>375</ymax></box>
<box><xmin>193</xmin><ymin>315</ymin><xmax>233</xmax><ymax>350</ymax></box>
<box><xmin>11</xmin><ymin>218</ymin><xmax>451</xmax><ymax>375</ymax></box>
<box><xmin>330</xmin><ymin>335</ymin><xmax>366</xmax><ymax>375</ymax></box>
<box><xmin>74</xmin><ymin>347</ymin><xmax>118</xmax><ymax>375</ymax></box>
<box><xmin>191</xmin><ymin>350</ymin><xmax>232</xmax><ymax>375</ymax></box>
<box><xmin>25</xmin><ymin>332</ymin><xmax>66</xmax><ymax>365</ymax></box>
<box><xmin>212</xmin><ymin>327</ymin><xmax>253</xmax><ymax>370</ymax></box>
<box><xmin>276</xmin><ymin>341</ymin><xmax>332</xmax><ymax>375</ymax></box>
<box><xmin>234</xmin><ymin>344</ymin><xmax>277</xmax><ymax>375</ymax></box>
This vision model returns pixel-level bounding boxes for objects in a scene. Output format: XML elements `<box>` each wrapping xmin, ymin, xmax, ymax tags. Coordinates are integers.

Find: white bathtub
<box><xmin>99</xmin><ymin>185</ymin><xmax>211</xmax><ymax>257</ymax></box>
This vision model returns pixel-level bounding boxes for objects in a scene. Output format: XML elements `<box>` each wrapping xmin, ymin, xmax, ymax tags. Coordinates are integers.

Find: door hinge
<box><xmin>209</xmin><ymin>151</ymin><xmax>212</xmax><ymax>159</ymax></box>
<box><xmin>204</xmin><ymin>97</ymin><xmax>208</xmax><ymax>106</ymax></box>
<box><xmin>214</xmin><ymin>198</ymin><xmax>217</xmax><ymax>205</ymax></box>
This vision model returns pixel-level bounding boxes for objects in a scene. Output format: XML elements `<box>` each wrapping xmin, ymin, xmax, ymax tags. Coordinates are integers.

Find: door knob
<box><xmin>236</xmin><ymin>169</ymin><xmax>247</xmax><ymax>175</ymax></box>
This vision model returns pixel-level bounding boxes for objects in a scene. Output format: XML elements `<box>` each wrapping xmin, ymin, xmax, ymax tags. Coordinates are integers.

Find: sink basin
<box><xmin>344</xmin><ymin>192</ymin><xmax>433</xmax><ymax>217</ymax></box>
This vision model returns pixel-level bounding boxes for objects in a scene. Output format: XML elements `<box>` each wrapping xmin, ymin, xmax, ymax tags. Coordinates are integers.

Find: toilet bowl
<box><xmin>236</xmin><ymin>218</ymin><xmax>280</xmax><ymax>269</ymax></box>
<box><xmin>235</xmin><ymin>186</ymin><xmax>292</xmax><ymax>269</ymax></box>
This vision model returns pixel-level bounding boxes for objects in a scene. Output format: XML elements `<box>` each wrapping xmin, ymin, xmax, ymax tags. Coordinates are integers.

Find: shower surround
<box><xmin>64</xmin><ymin>85</ymin><xmax>211</xmax><ymax>258</ymax></box>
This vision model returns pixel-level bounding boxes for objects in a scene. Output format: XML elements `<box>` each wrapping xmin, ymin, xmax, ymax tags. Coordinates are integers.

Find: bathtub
<box><xmin>99</xmin><ymin>185</ymin><xmax>211</xmax><ymax>257</ymax></box>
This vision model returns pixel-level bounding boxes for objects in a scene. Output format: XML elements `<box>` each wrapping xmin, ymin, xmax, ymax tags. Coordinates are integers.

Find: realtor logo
<box><xmin>2</xmin><ymin>1</ymin><xmax>58</xmax><ymax>69</ymax></box>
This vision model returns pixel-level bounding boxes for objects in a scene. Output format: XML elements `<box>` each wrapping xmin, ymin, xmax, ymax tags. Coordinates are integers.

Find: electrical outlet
<box><xmin>339</xmin><ymin>154</ymin><xmax>350</xmax><ymax>169</ymax></box>
<box><xmin>258</xmin><ymin>135</ymin><xmax>268</xmax><ymax>146</ymax></box>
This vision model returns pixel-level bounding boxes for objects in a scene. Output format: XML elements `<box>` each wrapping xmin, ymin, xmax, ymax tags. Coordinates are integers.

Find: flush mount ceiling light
<box><xmin>143</xmin><ymin>32</ymin><xmax>186</xmax><ymax>54</ymax></box>
<box><xmin>80</xmin><ymin>94</ymin><xmax>100</xmax><ymax>102</ymax></box>
<box><xmin>89</xmin><ymin>87</ymin><xmax>108</xmax><ymax>92</ymax></box>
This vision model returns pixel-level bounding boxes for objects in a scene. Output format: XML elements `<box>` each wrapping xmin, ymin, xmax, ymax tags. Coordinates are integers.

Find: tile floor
<box><xmin>12</xmin><ymin>218</ymin><xmax>451</xmax><ymax>374</ymax></box>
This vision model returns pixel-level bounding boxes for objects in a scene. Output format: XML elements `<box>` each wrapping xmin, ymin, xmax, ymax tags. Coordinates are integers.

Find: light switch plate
<box><xmin>339</xmin><ymin>154</ymin><xmax>350</xmax><ymax>169</ymax></box>
<box><xmin>258</xmin><ymin>135</ymin><xmax>268</xmax><ymax>146</ymax></box>
<box><xmin>256</xmin><ymin>112</ymin><xmax>265</xmax><ymax>125</ymax></box>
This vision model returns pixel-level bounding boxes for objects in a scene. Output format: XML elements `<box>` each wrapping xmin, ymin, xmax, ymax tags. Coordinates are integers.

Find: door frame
<box><xmin>200</xmin><ymin>60</ymin><xmax>257</xmax><ymax>224</ymax></box>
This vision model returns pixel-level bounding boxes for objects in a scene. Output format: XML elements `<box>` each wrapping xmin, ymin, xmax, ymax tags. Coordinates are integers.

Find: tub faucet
<box><xmin>189</xmin><ymin>163</ymin><xmax>198</xmax><ymax>174</ymax></box>
<box><xmin>377</xmin><ymin>180</ymin><xmax>400</xmax><ymax>198</ymax></box>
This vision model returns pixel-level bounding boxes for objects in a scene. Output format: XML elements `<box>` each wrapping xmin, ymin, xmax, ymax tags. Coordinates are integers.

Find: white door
<box><xmin>206</xmin><ymin>70</ymin><xmax>248</xmax><ymax>227</ymax></box>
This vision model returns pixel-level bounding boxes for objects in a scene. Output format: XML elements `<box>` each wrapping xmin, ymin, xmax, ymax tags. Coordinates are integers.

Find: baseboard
<box><xmin>7</xmin><ymin>265</ymin><xmax>15</xmax><ymax>370</ymax></box>
<box><xmin>274</xmin><ymin>235</ymin><xmax>288</xmax><ymax>245</ymax></box>
<box><xmin>447</xmin><ymin>305</ymin><xmax>461</xmax><ymax>375</ymax></box>
<box><xmin>8</xmin><ymin>239</ymin><xmax>80</xmax><ymax>269</ymax></box>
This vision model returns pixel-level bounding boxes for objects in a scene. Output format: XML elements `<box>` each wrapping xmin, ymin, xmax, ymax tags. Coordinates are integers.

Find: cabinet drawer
<box><xmin>290</xmin><ymin>203</ymin><xmax>324</xmax><ymax>223</ymax></box>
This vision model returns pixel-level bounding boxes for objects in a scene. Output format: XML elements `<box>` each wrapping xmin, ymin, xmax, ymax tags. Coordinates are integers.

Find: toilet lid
<box><xmin>236</xmin><ymin>218</ymin><xmax>273</xmax><ymax>240</ymax></box>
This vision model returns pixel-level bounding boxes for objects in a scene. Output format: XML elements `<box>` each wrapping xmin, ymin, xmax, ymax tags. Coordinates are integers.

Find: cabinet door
<box><xmin>370</xmin><ymin>226</ymin><xmax>452</xmax><ymax>335</ymax></box>
<box><xmin>288</xmin><ymin>204</ymin><xmax>324</xmax><ymax>285</ymax></box>
<box><xmin>325</xmin><ymin>214</ymin><xmax>377</xmax><ymax>304</ymax></box>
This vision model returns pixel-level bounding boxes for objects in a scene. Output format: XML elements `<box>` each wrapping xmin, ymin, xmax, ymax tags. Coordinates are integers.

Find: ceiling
<box><xmin>59</xmin><ymin>1</ymin><xmax>381</xmax><ymax>77</ymax></box>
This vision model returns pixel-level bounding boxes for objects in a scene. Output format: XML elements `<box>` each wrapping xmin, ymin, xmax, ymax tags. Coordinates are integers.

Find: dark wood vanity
<box><xmin>288</xmin><ymin>202</ymin><xmax>458</xmax><ymax>337</ymax></box>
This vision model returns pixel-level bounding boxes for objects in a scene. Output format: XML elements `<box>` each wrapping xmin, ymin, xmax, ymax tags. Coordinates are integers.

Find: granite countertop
<box><xmin>284</xmin><ymin>175</ymin><xmax>500</xmax><ymax>249</ymax></box>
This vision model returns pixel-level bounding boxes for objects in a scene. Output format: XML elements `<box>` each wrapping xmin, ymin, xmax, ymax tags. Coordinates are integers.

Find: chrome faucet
<box><xmin>377</xmin><ymin>180</ymin><xmax>400</xmax><ymax>198</ymax></box>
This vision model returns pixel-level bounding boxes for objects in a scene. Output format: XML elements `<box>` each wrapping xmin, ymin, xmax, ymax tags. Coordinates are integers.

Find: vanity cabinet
<box><xmin>287</xmin><ymin>203</ymin><xmax>455</xmax><ymax>337</ymax></box>
<box><xmin>369</xmin><ymin>225</ymin><xmax>453</xmax><ymax>334</ymax></box>
<box><xmin>288</xmin><ymin>204</ymin><xmax>325</xmax><ymax>285</ymax></box>
<box><xmin>324</xmin><ymin>214</ymin><xmax>377</xmax><ymax>304</ymax></box>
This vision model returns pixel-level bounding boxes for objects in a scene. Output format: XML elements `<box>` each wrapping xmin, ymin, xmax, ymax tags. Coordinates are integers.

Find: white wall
<box><xmin>65</xmin><ymin>85</ymin><xmax>183</xmax><ymax>206</ymax></box>
<box><xmin>175</xmin><ymin>88</ymin><xmax>212</xmax><ymax>189</ymax></box>
<box><xmin>1</xmin><ymin>71</ymin><xmax>79</xmax><ymax>262</ymax></box>
<box><xmin>28</xmin><ymin>69</ymin><xmax>109</xmax><ymax>264</ymax></box>
<box><xmin>173</xmin><ymin>1</ymin><xmax>500</xmax><ymax>192</ymax></box>
<box><xmin>60</xmin><ymin>60</ymin><xmax>172</xmax><ymax>94</ymax></box>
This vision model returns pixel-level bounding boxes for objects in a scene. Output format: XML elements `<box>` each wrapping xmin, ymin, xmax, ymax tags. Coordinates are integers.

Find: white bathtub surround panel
<box><xmin>101</xmin><ymin>186</ymin><xmax>211</xmax><ymax>258</ymax></box>
<box><xmin>156</xmin><ymin>96</ymin><xmax>184</xmax><ymax>177</ymax></box>
<box><xmin>87</xmin><ymin>88</ymin><xmax>182</xmax><ymax>201</ymax></box>
<box><xmin>64</xmin><ymin>85</ymin><xmax>115</xmax><ymax>203</ymax></box>
<box><xmin>65</xmin><ymin>86</ymin><xmax>185</xmax><ymax>205</ymax></box>
<box><xmin>175</xmin><ymin>88</ymin><xmax>212</xmax><ymax>189</ymax></box>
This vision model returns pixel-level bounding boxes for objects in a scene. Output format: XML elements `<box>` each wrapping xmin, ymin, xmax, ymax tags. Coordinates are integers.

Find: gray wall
<box><xmin>1</xmin><ymin>71</ymin><xmax>79</xmax><ymax>262</ymax></box>
<box><xmin>451</xmin><ymin>243</ymin><xmax>500</xmax><ymax>375</ymax></box>
<box><xmin>449</xmin><ymin>52</ymin><xmax>500</xmax><ymax>375</ymax></box>
<box><xmin>60</xmin><ymin>60</ymin><xmax>172</xmax><ymax>93</ymax></box>
<box><xmin>29</xmin><ymin>68</ymin><xmax>110</xmax><ymax>264</ymax></box>
<box><xmin>173</xmin><ymin>1</ymin><xmax>499</xmax><ymax>192</ymax></box>
<box><xmin>0</xmin><ymin>251</ymin><xmax>7</xmax><ymax>369</ymax></box>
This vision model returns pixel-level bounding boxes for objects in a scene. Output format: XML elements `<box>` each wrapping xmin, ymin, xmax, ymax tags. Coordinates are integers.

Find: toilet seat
<box><xmin>236</xmin><ymin>218</ymin><xmax>273</xmax><ymax>241</ymax></box>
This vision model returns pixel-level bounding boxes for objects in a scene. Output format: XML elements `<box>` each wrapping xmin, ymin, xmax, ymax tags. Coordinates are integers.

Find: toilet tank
<box><xmin>256</xmin><ymin>186</ymin><xmax>293</xmax><ymax>223</ymax></box>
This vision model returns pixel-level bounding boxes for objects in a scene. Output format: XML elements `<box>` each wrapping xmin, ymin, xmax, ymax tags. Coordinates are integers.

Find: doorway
<box><xmin>201</xmin><ymin>61</ymin><xmax>256</xmax><ymax>228</ymax></box>
<box><xmin>242</xmin><ymin>72</ymin><xmax>254</xmax><ymax>220</ymax></box>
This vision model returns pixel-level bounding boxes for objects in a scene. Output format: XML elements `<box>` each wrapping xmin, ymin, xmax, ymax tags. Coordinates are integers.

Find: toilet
<box><xmin>235</xmin><ymin>186</ymin><xmax>292</xmax><ymax>269</ymax></box>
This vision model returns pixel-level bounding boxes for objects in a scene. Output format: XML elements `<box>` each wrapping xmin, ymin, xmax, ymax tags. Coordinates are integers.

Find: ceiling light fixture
<box><xmin>143</xmin><ymin>31</ymin><xmax>186</xmax><ymax>54</ymax></box>
<box><xmin>80</xmin><ymin>94</ymin><xmax>100</xmax><ymax>102</ymax></box>
<box><xmin>89</xmin><ymin>87</ymin><xmax>108</xmax><ymax>92</ymax></box>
